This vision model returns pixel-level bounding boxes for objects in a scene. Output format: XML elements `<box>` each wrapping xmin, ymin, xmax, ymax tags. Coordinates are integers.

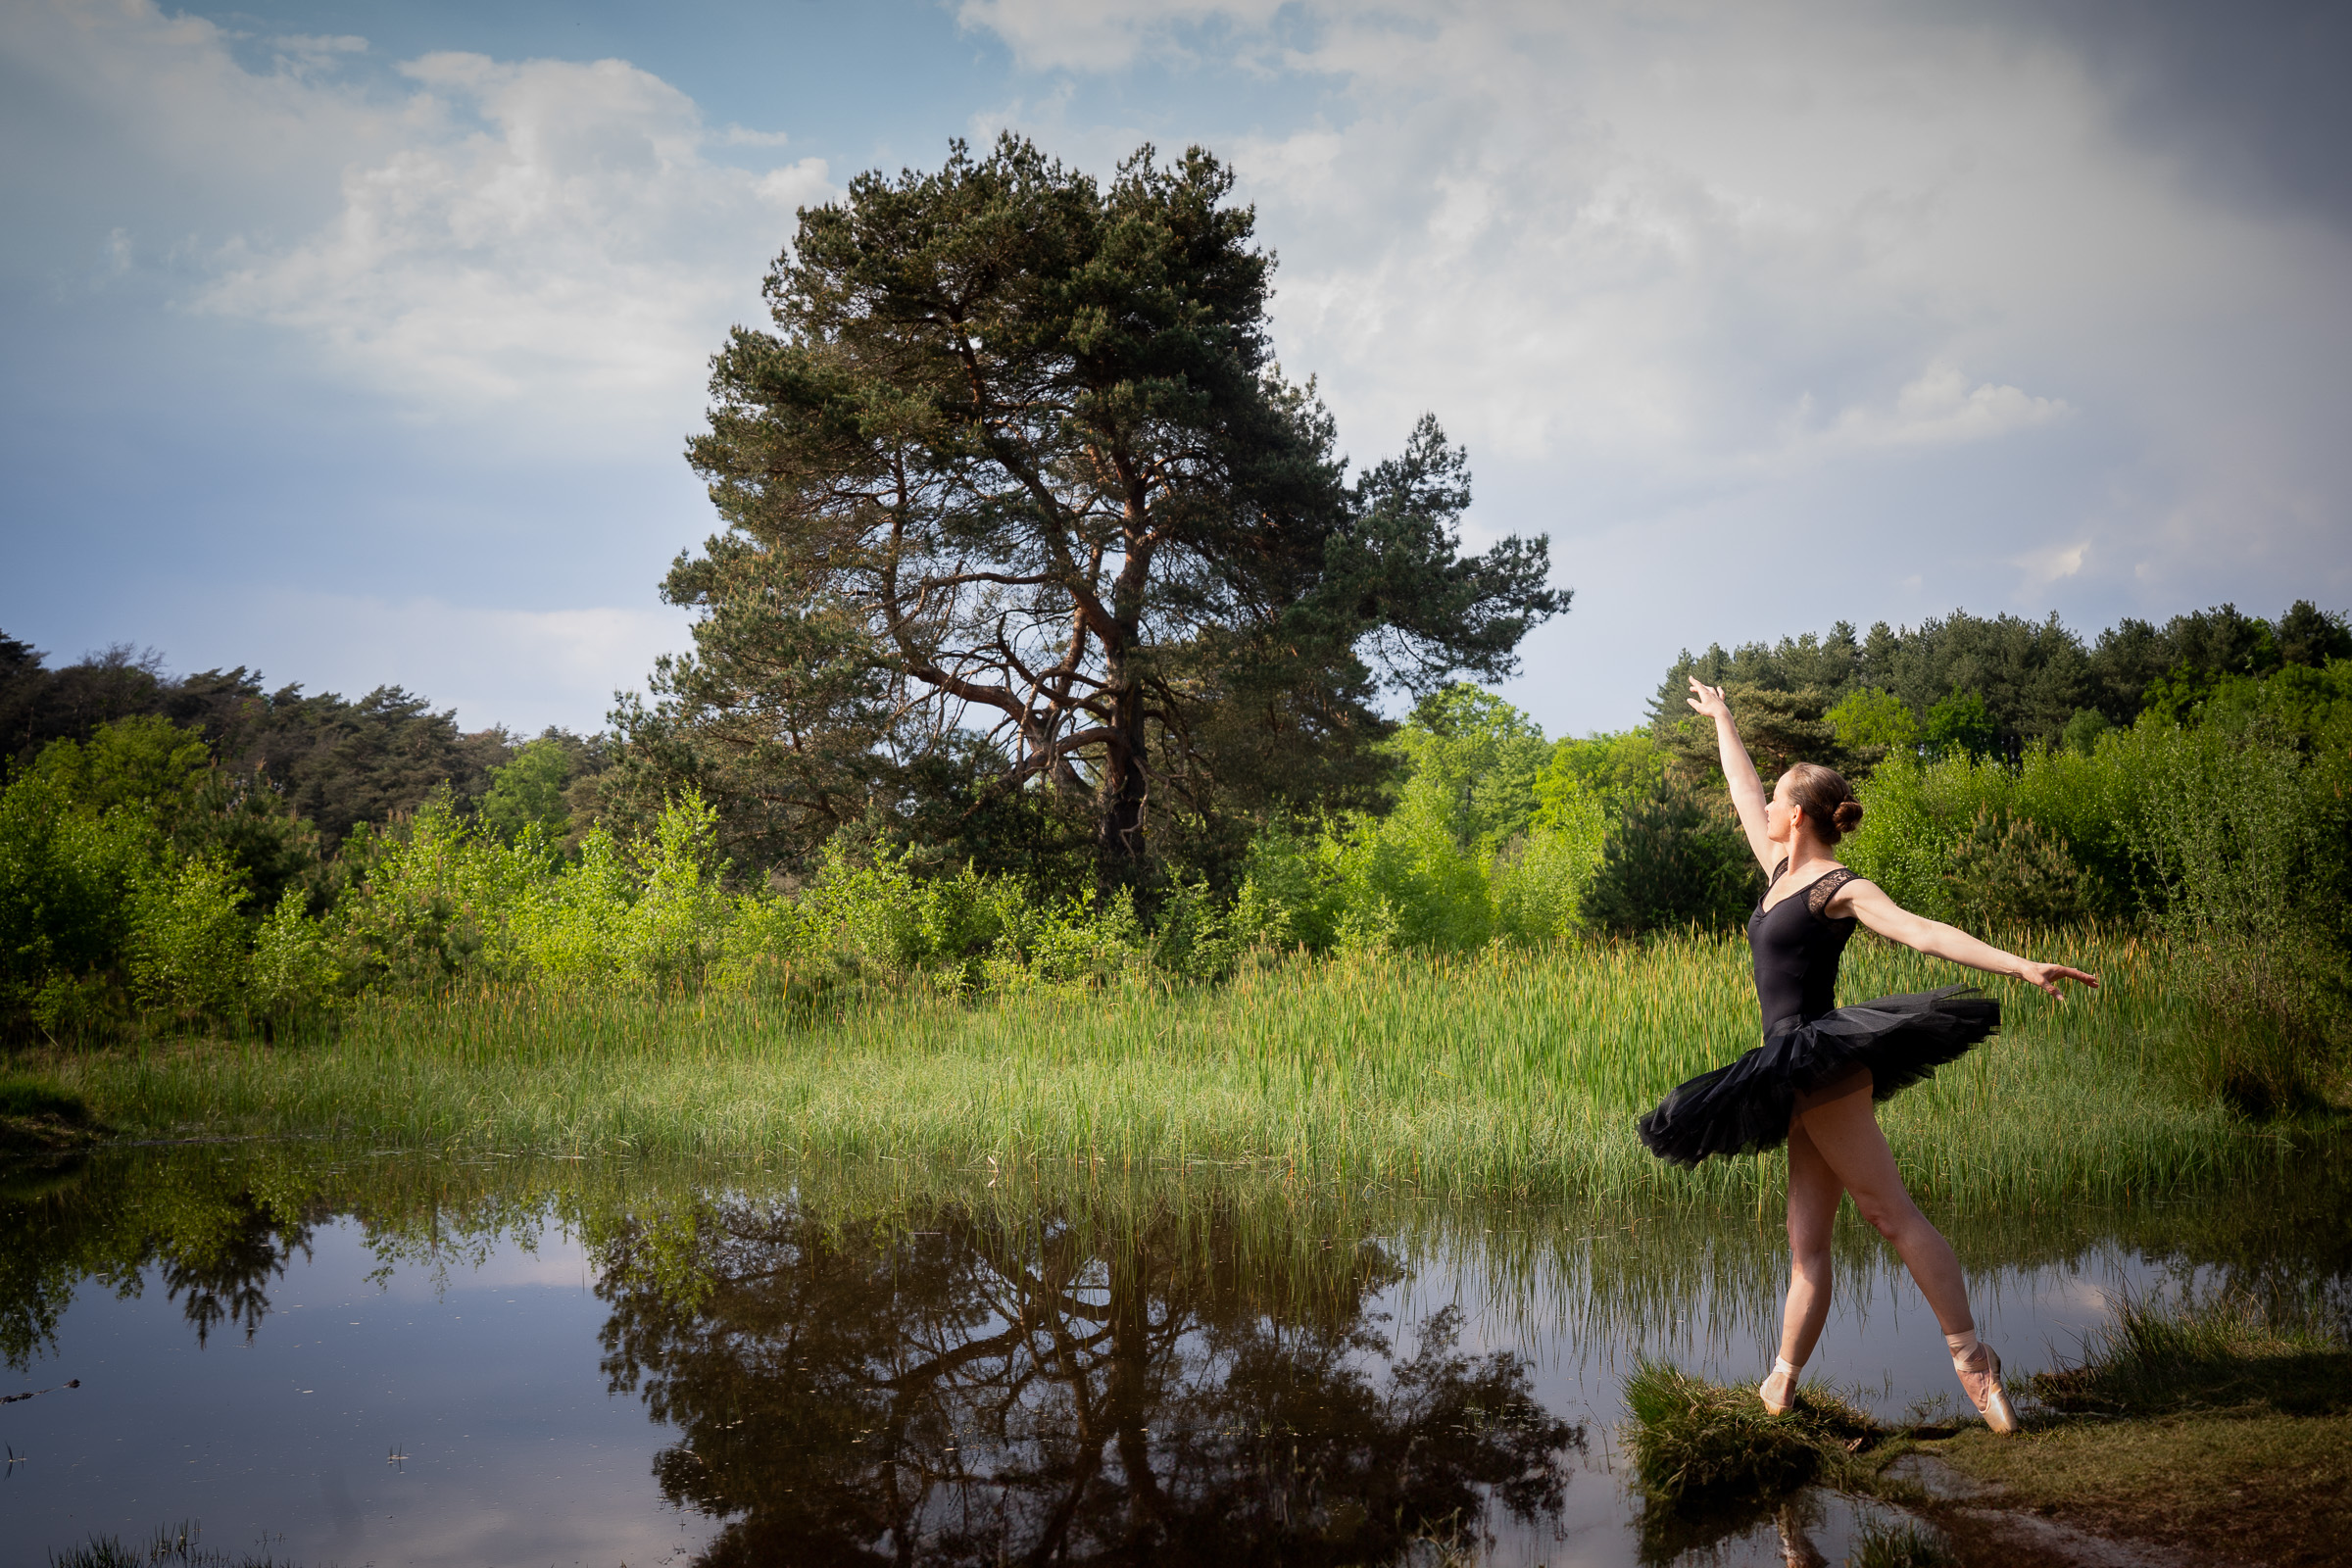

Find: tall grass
<box><xmin>39</xmin><ymin>926</ymin><xmax>2290</xmax><ymax>1204</ymax></box>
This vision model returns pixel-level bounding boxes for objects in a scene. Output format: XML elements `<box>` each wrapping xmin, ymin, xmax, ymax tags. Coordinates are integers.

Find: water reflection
<box><xmin>3</xmin><ymin>1146</ymin><xmax>2349</xmax><ymax>1566</ymax></box>
<box><xmin>595</xmin><ymin>1198</ymin><xmax>1582</xmax><ymax>1564</ymax></box>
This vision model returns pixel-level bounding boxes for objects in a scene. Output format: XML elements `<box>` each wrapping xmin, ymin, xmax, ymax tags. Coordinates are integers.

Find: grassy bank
<box><xmin>1920</xmin><ymin>1292</ymin><xmax>2352</xmax><ymax>1566</ymax></box>
<box><xmin>17</xmin><ymin>927</ymin><xmax>2313</xmax><ymax>1202</ymax></box>
<box><xmin>1621</xmin><ymin>1289</ymin><xmax>2352</xmax><ymax>1568</ymax></box>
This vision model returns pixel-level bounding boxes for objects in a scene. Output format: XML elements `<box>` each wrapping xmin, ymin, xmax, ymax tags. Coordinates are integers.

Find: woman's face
<box><xmin>1767</xmin><ymin>778</ymin><xmax>1797</xmax><ymax>844</ymax></box>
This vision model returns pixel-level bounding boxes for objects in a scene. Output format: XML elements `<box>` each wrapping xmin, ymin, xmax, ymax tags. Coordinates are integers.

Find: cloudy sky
<box><xmin>5</xmin><ymin>0</ymin><xmax>2347</xmax><ymax>738</ymax></box>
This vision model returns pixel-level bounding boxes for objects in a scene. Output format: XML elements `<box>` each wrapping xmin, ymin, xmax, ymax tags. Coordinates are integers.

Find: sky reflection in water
<box><xmin>2</xmin><ymin>1148</ymin><xmax>2343</xmax><ymax>1567</ymax></box>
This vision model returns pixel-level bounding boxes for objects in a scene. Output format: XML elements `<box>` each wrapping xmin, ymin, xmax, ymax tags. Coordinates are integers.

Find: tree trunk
<box><xmin>1095</xmin><ymin>657</ymin><xmax>1150</xmax><ymax>873</ymax></box>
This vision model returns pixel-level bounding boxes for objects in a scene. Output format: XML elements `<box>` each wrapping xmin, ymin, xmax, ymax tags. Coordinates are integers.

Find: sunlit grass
<box><xmin>38</xmin><ymin>927</ymin><xmax>2292</xmax><ymax>1202</ymax></box>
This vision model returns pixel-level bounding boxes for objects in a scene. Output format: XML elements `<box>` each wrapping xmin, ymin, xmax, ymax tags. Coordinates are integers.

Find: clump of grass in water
<box><xmin>1848</xmin><ymin>1515</ymin><xmax>1956</xmax><ymax>1568</ymax></box>
<box><xmin>1619</xmin><ymin>1358</ymin><xmax>1876</xmax><ymax>1508</ymax></box>
<box><xmin>47</xmin><ymin>1522</ymin><xmax>291</xmax><ymax>1568</ymax></box>
<box><xmin>0</xmin><ymin>1075</ymin><xmax>99</xmax><ymax>1155</ymax></box>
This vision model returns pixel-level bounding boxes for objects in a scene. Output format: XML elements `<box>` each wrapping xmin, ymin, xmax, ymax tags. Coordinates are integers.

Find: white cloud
<box><xmin>1822</xmin><ymin>362</ymin><xmax>2071</xmax><ymax>451</ymax></box>
<box><xmin>195</xmin><ymin>51</ymin><xmax>829</xmax><ymax>433</ymax></box>
<box><xmin>958</xmin><ymin>0</ymin><xmax>2352</xmax><ymax>734</ymax></box>
<box><xmin>2012</xmin><ymin>538</ymin><xmax>2090</xmax><ymax>591</ymax></box>
<box><xmin>3</xmin><ymin>1</ymin><xmax>828</xmax><ymax>444</ymax></box>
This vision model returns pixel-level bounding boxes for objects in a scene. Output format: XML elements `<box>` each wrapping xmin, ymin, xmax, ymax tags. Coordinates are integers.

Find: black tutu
<box><xmin>1636</xmin><ymin>985</ymin><xmax>1999</xmax><ymax>1167</ymax></box>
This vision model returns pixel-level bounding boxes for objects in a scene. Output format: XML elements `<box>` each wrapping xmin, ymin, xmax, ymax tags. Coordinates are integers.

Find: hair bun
<box><xmin>1833</xmin><ymin>800</ymin><xmax>1865</xmax><ymax>832</ymax></box>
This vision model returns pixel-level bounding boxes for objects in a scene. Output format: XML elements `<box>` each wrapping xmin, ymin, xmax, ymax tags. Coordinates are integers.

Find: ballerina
<box><xmin>1639</xmin><ymin>678</ymin><xmax>2098</xmax><ymax>1432</ymax></box>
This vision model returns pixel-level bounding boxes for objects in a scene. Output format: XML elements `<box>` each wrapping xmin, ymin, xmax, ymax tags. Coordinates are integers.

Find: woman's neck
<box><xmin>1784</xmin><ymin>832</ymin><xmax>1838</xmax><ymax>871</ymax></box>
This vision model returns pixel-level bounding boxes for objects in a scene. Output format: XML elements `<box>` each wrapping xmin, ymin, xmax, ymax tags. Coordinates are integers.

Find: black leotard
<box><xmin>1635</xmin><ymin>858</ymin><xmax>1999</xmax><ymax>1167</ymax></box>
<box><xmin>1748</xmin><ymin>859</ymin><xmax>1861</xmax><ymax>1033</ymax></box>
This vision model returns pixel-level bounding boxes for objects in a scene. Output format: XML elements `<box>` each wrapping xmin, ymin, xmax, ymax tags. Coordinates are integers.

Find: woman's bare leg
<box><xmin>1792</xmin><ymin>1073</ymin><xmax>1974</xmax><ymax>1335</ymax></box>
<box><xmin>1776</xmin><ymin>1116</ymin><xmax>1844</xmax><ymax>1372</ymax></box>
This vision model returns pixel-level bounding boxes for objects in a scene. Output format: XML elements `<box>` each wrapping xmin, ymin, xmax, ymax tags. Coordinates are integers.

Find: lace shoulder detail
<box><xmin>1806</xmin><ymin>867</ymin><xmax>1861</xmax><ymax>917</ymax></box>
<box><xmin>1770</xmin><ymin>858</ymin><xmax>1789</xmax><ymax>885</ymax></box>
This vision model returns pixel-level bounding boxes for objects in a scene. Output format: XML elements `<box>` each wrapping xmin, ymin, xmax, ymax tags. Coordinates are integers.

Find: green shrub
<box><xmin>1941</xmin><ymin>806</ymin><xmax>2096</xmax><ymax>929</ymax></box>
<box><xmin>1582</xmin><ymin>776</ymin><xmax>1757</xmax><ymax>936</ymax></box>
<box><xmin>246</xmin><ymin>888</ymin><xmax>339</xmax><ymax>1024</ymax></box>
<box><xmin>328</xmin><ymin>796</ymin><xmax>542</xmax><ymax>992</ymax></box>
<box><xmin>2119</xmin><ymin>710</ymin><xmax>2352</xmax><ymax>1102</ymax></box>
<box><xmin>1924</xmin><ymin>689</ymin><xmax>1997</xmax><ymax>760</ymax></box>
<box><xmin>0</xmin><ymin>774</ymin><xmax>145</xmax><ymax>994</ymax></box>
<box><xmin>476</xmin><ymin>735</ymin><xmax>578</xmax><ymax>844</ymax></box>
<box><xmin>124</xmin><ymin>856</ymin><xmax>249</xmax><ymax>1020</ymax></box>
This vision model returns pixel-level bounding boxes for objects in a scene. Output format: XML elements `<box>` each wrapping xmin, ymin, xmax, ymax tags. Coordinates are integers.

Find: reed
<box><xmin>31</xmin><ymin>927</ymin><xmax>2298</xmax><ymax>1203</ymax></box>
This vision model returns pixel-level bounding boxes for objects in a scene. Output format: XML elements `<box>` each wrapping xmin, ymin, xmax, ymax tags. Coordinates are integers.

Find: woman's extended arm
<box><xmin>1835</xmin><ymin>879</ymin><xmax>2099</xmax><ymax>1000</ymax></box>
<box><xmin>1686</xmin><ymin>678</ymin><xmax>1776</xmax><ymax>870</ymax></box>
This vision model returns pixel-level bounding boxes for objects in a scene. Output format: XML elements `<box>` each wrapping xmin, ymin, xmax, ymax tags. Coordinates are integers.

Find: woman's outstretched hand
<box><xmin>2018</xmin><ymin>961</ymin><xmax>2100</xmax><ymax>1000</ymax></box>
<box><xmin>1687</xmin><ymin>677</ymin><xmax>1734</xmax><ymax>721</ymax></box>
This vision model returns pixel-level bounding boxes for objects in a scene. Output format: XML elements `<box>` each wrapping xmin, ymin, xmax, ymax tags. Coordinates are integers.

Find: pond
<box><xmin>3</xmin><ymin>1146</ymin><xmax>2346</xmax><ymax>1567</ymax></box>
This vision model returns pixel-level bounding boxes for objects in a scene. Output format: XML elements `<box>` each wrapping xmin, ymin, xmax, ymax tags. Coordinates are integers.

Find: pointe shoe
<box><xmin>1955</xmin><ymin>1342</ymin><xmax>2018</xmax><ymax>1434</ymax></box>
<box><xmin>1758</xmin><ymin>1357</ymin><xmax>1800</xmax><ymax>1415</ymax></box>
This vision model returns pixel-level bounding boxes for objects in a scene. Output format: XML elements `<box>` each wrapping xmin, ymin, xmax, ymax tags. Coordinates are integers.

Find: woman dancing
<box><xmin>1639</xmin><ymin>679</ymin><xmax>2098</xmax><ymax>1432</ymax></box>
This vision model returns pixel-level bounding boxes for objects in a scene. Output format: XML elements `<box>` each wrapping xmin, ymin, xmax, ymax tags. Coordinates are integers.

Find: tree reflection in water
<box><xmin>593</xmin><ymin>1200</ymin><xmax>1584</xmax><ymax>1566</ymax></box>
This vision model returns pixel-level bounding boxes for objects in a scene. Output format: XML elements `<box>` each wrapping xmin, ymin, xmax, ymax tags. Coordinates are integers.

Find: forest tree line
<box><xmin>4</xmin><ymin>597</ymin><xmax>2346</xmax><ymax>1080</ymax></box>
<box><xmin>5</xmin><ymin>135</ymin><xmax>2348</xmax><ymax>1091</ymax></box>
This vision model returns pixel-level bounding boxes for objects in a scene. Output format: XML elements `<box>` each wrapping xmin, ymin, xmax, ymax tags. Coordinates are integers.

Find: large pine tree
<box><xmin>641</xmin><ymin>136</ymin><xmax>1566</xmax><ymax>877</ymax></box>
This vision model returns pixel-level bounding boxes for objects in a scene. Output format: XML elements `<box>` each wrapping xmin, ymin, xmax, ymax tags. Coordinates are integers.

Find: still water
<box><xmin>3</xmin><ymin>1146</ymin><xmax>2344</xmax><ymax>1567</ymax></box>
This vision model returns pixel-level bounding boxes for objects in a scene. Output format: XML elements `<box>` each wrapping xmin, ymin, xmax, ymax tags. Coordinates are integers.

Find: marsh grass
<box><xmin>24</xmin><ymin>927</ymin><xmax>2303</xmax><ymax>1201</ymax></box>
<box><xmin>44</xmin><ymin>1523</ymin><xmax>287</xmax><ymax>1568</ymax></box>
<box><xmin>1620</xmin><ymin>1359</ymin><xmax>1876</xmax><ymax>1508</ymax></box>
<box><xmin>1847</xmin><ymin>1516</ymin><xmax>1957</xmax><ymax>1568</ymax></box>
<box><xmin>2033</xmin><ymin>1288</ymin><xmax>2352</xmax><ymax>1418</ymax></box>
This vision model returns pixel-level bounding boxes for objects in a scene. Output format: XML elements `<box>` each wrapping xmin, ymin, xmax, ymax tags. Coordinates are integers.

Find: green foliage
<box><xmin>1658</xmin><ymin>681</ymin><xmax>1842</xmax><ymax>785</ymax></box>
<box><xmin>0</xmin><ymin>773</ymin><xmax>145</xmax><ymax>996</ymax></box>
<box><xmin>124</xmin><ymin>857</ymin><xmax>249</xmax><ymax>1020</ymax></box>
<box><xmin>1393</xmin><ymin>683</ymin><xmax>1553</xmax><ymax>847</ymax></box>
<box><xmin>246</xmin><ymin>888</ymin><xmax>338</xmax><ymax>1025</ymax></box>
<box><xmin>1848</xmin><ymin>1518</ymin><xmax>1956</xmax><ymax>1568</ymax></box>
<box><xmin>0</xmin><ymin>634</ymin><xmax>529</xmax><ymax>854</ymax></box>
<box><xmin>1838</xmin><ymin>743</ymin><xmax>2144</xmax><ymax>926</ymax></box>
<box><xmin>476</xmin><ymin>735</ymin><xmax>577</xmax><ymax>844</ymax></box>
<box><xmin>1827</xmin><ymin>685</ymin><xmax>1918</xmax><ymax>760</ymax></box>
<box><xmin>1940</xmin><ymin>808</ymin><xmax>2096</xmax><ymax>929</ymax></box>
<box><xmin>1582</xmin><ymin>776</ymin><xmax>1758</xmax><ymax>936</ymax></box>
<box><xmin>1533</xmin><ymin>728</ymin><xmax>1664</xmax><ymax>827</ymax></box>
<box><xmin>1923</xmin><ymin>689</ymin><xmax>1997</xmax><ymax>760</ymax></box>
<box><xmin>1839</xmin><ymin>662</ymin><xmax>2352</xmax><ymax>1093</ymax></box>
<box><xmin>2119</xmin><ymin>689</ymin><xmax>2352</xmax><ymax>1106</ymax></box>
<box><xmin>1652</xmin><ymin>600</ymin><xmax>2346</xmax><ymax>768</ymax></box>
<box><xmin>0</xmin><ymin>1076</ymin><xmax>89</xmax><ymax>1122</ymax></box>
<box><xmin>2060</xmin><ymin>706</ymin><xmax>2110</xmax><ymax>756</ymax></box>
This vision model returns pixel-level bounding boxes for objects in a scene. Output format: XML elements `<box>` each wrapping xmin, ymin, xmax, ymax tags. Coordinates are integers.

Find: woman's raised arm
<box><xmin>1687</xmin><ymin>678</ymin><xmax>1777</xmax><ymax>871</ymax></box>
<box><xmin>1834</xmin><ymin>879</ymin><xmax>2100</xmax><ymax>1000</ymax></box>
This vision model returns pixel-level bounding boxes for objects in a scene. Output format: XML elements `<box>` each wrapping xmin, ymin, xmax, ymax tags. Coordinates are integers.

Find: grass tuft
<box><xmin>2034</xmin><ymin>1288</ymin><xmax>2352</xmax><ymax>1418</ymax></box>
<box><xmin>1848</xmin><ymin>1515</ymin><xmax>1956</xmax><ymax>1568</ymax></box>
<box><xmin>1619</xmin><ymin>1358</ymin><xmax>1875</xmax><ymax>1508</ymax></box>
<box><xmin>46</xmin><ymin>1523</ymin><xmax>290</xmax><ymax>1568</ymax></box>
<box><xmin>0</xmin><ymin>1075</ymin><xmax>99</xmax><ymax>1156</ymax></box>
